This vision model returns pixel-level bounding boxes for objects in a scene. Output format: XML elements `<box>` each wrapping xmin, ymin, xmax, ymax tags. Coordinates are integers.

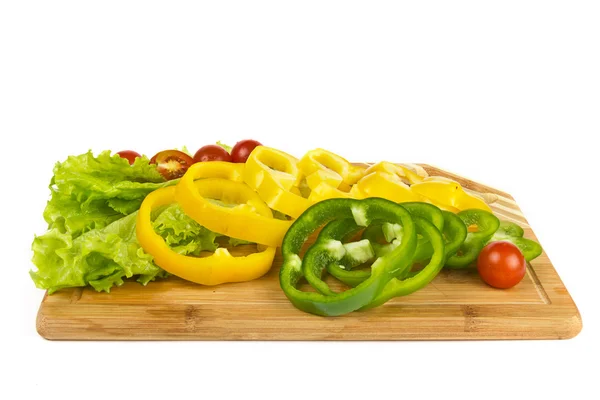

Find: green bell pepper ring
<box><xmin>401</xmin><ymin>210</ymin><xmax>468</xmax><ymax>279</ymax></box>
<box><xmin>410</xmin><ymin>210</ymin><xmax>468</xmax><ymax>264</ymax></box>
<box><xmin>328</xmin><ymin>202</ymin><xmax>452</xmax><ymax>286</ymax></box>
<box><xmin>487</xmin><ymin>220</ymin><xmax>543</xmax><ymax>262</ymax></box>
<box><xmin>303</xmin><ymin>218</ymin><xmax>373</xmax><ymax>295</ymax></box>
<box><xmin>441</xmin><ymin>210</ymin><xmax>469</xmax><ymax>258</ymax></box>
<box><xmin>401</xmin><ymin>202</ymin><xmax>445</xmax><ymax>231</ymax></box>
<box><xmin>326</xmin><ymin>261</ymin><xmax>372</xmax><ymax>288</ymax></box>
<box><xmin>279</xmin><ymin>198</ymin><xmax>417</xmax><ymax>317</ymax></box>
<box><xmin>360</xmin><ymin>202</ymin><xmax>444</xmax><ymax>260</ymax></box>
<box><xmin>445</xmin><ymin>209</ymin><xmax>500</xmax><ymax>269</ymax></box>
<box><xmin>399</xmin><ymin>202</ymin><xmax>445</xmax><ymax>263</ymax></box>
<box><xmin>362</xmin><ymin>216</ymin><xmax>446</xmax><ymax>309</ymax></box>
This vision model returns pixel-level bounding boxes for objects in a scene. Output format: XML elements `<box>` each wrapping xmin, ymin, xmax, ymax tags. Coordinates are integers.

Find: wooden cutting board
<box><xmin>35</xmin><ymin>165</ymin><xmax>582</xmax><ymax>340</ymax></box>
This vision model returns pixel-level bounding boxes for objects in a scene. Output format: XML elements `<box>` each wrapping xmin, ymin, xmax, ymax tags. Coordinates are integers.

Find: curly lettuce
<box><xmin>31</xmin><ymin>203</ymin><xmax>221</xmax><ymax>294</ymax></box>
<box><xmin>30</xmin><ymin>151</ymin><xmax>219</xmax><ymax>293</ymax></box>
<box><xmin>44</xmin><ymin>150</ymin><xmax>172</xmax><ymax>237</ymax></box>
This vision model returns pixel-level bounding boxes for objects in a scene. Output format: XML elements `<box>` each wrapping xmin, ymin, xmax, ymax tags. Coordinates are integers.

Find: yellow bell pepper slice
<box><xmin>307</xmin><ymin>181</ymin><xmax>354</xmax><ymax>203</ymax></box>
<box><xmin>177</xmin><ymin>167</ymin><xmax>292</xmax><ymax>246</ymax></box>
<box><xmin>410</xmin><ymin>176</ymin><xmax>491</xmax><ymax>212</ymax></box>
<box><xmin>364</xmin><ymin>162</ymin><xmax>426</xmax><ymax>185</ymax></box>
<box><xmin>136</xmin><ymin>185</ymin><xmax>276</xmax><ymax>286</ymax></box>
<box><xmin>180</xmin><ymin>160</ymin><xmax>245</xmax><ymax>182</ymax></box>
<box><xmin>298</xmin><ymin>148</ymin><xmax>366</xmax><ymax>190</ymax></box>
<box><xmin>244</xmin><ymin>146</ymin><xmax>311</xmax><ymax>218</ymax></box>
<box><xmin>351</xmin><ymin>171</ymin><xmax>421</xmax><ymax>203</ymax></box>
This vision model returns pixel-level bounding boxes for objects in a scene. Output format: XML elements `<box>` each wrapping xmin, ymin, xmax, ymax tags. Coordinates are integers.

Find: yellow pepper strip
<box><xmin>298</xmin><ymin>148</ymin><xmax>366</xmax><ymax>190</ymax></box>
<box><xmin>244</xmin><ymin>146</ymin><xmax>311</xmax><ymax>218</ymax></box>
<box><xmin>410</xmin><ymin>176</ymin><xmax>492</xmax><ymax>212</ymax></box>
<box><xmin>364</xmin><ymin>161</ymin><xmax>426</xmax><ymax>185</ymax></box>
<box><xmin>177</xmin><ymin>173</ymin><xmax>292</xmax><ymax>247</ymax></box>
<box><xmin>351</xmin><ymin>171</ymin><xmax>421</xmax><ymax>203</ymax></box>
<box><xmin>136</xmin><ymin>185</ymin><xmax>276</xmax><ymax>286</ymax></box>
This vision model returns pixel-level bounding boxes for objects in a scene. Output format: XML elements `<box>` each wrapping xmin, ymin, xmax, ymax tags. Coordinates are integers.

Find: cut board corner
<box><xmin>36</xmin><ymin>306</ymin><xmax>50</xmax><ymax>341</ymax></box>
<box><xmin>562</xmin><ymin>310</ymin><xmax>583</xmax><ymax>340</ymax></box>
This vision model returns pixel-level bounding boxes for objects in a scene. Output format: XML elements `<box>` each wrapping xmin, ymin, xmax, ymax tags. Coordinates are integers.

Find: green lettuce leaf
<box><xmin>45</xmin><ymin>150</ymin><xmax>171</xmax><ymax>237</ymax></box>
<box><xmin>31</xmin><ymin>149</ymin><xmax>258</xmax><ymax>294</ymax></box>
<box><xmin>228</xmin><ymin>237</ymin><xmax>253</xmax><ymax>246</ymax></box>
<box><xmin>153</xmin><ymin>204</ymin><xmax>219</xmax><ymax>255</ymax></box>
<box><xmin>216</xmin><ymin>141</ymin><xmax>232</xmax><ymax>152</ymax></box>
<box><xmin>31</xmin><ymin>204</ymin><xmax>219</xmax><ymax>294</ymax></box>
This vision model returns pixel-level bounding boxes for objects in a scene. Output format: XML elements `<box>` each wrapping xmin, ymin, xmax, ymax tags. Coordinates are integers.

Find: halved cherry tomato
<box><xmin>193</xmin><ymin>145</ymin><xmax>232</xmax><ymax>163</ymax></box>
<box><xmin>231</xmin><ymin>139</ymin><xmax>262</xmax><ymax>163</ymax></box>
<box><xmin>150</xmin><ymin>150</ymin><xmax>195</xmax><ymax>180</ymax></box>
<box><xmin>116</xmin><ymin>150</ymin><xmax>141</xmax><ymax>165</ymax></box>
<box><xmin>477</xmin><ymin>241</ymin><xmax>526</xmax><ymax>289</ymax></box>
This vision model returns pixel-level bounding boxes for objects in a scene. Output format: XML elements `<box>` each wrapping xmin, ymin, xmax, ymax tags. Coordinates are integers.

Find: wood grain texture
<box><xmin>36</xmin><ymin>165</ymin><xmax>582</xmax><ymax>340</ymax></box>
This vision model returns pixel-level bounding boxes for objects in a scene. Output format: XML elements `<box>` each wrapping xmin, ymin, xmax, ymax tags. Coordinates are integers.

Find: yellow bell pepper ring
<box><xmin>176</xmin><ymin>174</ymin><xmax>292</xmax><ymax>247</ymax></box>
<box><xmin>298</xmin><ymin>148</ymin><xmax>366</xmax><ymax>190</ymax></box>
<box><xmin>307</xmin><ymin>181</ymin><xmax>354</xmax><ymax>203</ymax></box>
<box><xmin>244</xmin><ymin>146</ymin><xmax>311</xmax><ymax>218</ymax></box>
<box><xmin>351</xmin><ymin>171</ymin><xmax>421</xmax><ymax>203</ymax></box>
<box><xmin>183</xmin><ymin>160</ymin><xmax>246</xmax><ymax>183</ymax></box>
<box><xmin>136</xmin><ymin>185</ymin><xmax>276</xmax><ymax>286</ymax></box>
<box><xmin>244</xmin><ymin>146</ymin><xmax>301</xmax><ymax>190</ymax></box>
<box><xmin>364</xmin><ymin>162</ymin><xmax>426</xmax><ymax>185</ymax></box>
<box><xmin>410</xmin><ymin>177</ymin><xmax>492</xmax><ymax>212</ymax></box>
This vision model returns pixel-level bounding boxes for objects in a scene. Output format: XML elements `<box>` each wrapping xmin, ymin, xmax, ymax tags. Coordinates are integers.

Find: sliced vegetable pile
<box><xmin>31</xmin><ymin>140</ymin><xmax>543</xmax><ymax>316</ymax></box>
<box><xmin>279</xmin><ymin>199</ymin><xmax>541</xmax><ymax>316</ymax></box>
<box><xmin>30</xmin><ymin>142</ymin><xmax>262</xmax><ymax>293</ymax></box>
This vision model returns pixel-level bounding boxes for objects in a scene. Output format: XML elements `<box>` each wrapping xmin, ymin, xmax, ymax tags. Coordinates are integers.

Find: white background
<box><xmin>1</xmin><ymin>1</ymin><xmax>599</xmax><ymax>399</ymax></box>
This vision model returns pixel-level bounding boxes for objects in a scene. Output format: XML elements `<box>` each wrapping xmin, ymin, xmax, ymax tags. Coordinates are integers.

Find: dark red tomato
<box><xmin>231</xmin><ymin>139</ymin><xmax>262</xmax><ymax>163</ymax></box>
<box><xmin>150</xmin><ymin>150</ymin><xmax>195</xmax><ymax>180</ymax></box>
<box><xmin>477</xmin><ymin>241</ymin><xmax>526</xmax><ymax>289</ymax></box>
<box><xmin>116</xmin><ymin>150</ymin><xmax>141</xmax><ymax>165</ymax></box>
<box><xmin>193</xmin><ymin>145</ymin><xmax>232</xmax><ymax>163</ymax></box>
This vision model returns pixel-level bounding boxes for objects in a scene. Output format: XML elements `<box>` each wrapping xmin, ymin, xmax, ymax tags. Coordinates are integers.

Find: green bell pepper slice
<box><xmin>445</xmin><ymin>209</ymin><xmax>500</xmax><ymax>269</ymax></box>
<box><xmin>363</xmin><ymin>216</ymin><xmax>446</xmax><ymax>309</ymax></box>
<box><xmin>279</xmin><ymin>197</ymin><xmax>417</xmax><ymax>316</ymax></box>
<box><xmin>410</xmin><ymin>210</ymin><xmax>468</xmax><ymax>263</ymax></box>
<box><xmin>486</xmin><ymin>220</ymin><xmax>543</xmax><ymax>262</ymax></box>
<box><xmin>328</xmin><ymin>202</ymin><xmax>458</xmax><ymax>286</ymax></box>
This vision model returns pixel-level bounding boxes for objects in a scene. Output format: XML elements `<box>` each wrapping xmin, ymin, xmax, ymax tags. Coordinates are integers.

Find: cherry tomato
<box><xmin>193</xmin><ymin>145</ymin><xmax>232</xmax><ymax>163</ymax></box>
<box><xmin>150</xmin><ymin>150</ymin><xmax>195</xmax><ymax>180</ymax></box>
<box><xmin>477</xmin><ymin>241</ymin><xmax>526</xmax><ymax>289</ymax></box>
<box><xmin>116</xmin><ymin>150</ymin><xmax>141</xmax><ymax>165</ymax></box>
<box><xmin>231</xmin><ymin>139</ymin><xmax>262</xmax><ymax>163</ymax></box>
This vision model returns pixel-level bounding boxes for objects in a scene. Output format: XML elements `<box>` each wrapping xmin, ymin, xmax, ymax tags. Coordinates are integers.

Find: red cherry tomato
<box><xmin>150</xmin><ymin>150</ymin><xmax>195</xmax><ymax>180</ymax></box>
<box><xmin>116</xmin><ymin>150</ymin><xmax>141</xmax><ymax>165</ymax></box>
<box><xmin>477</xmin><ymin>241</ymin><xmax>526</xmax><ymax>289</ymax></box>
<box><xmin>193</xmin><ymin>145</ymin><xmax>232</xmax><ymax>163</ymax></box>
<box><xmin>230</xmin><ymin>139</ymin><xmax>262</xmax><ymax>163</ymax></box>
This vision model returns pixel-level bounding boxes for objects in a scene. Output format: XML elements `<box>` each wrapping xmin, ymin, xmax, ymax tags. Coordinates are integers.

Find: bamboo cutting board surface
<box><xmin>35</xmin><ymin>165</ymin><xmax>582</xmax><ymax>340</ymax></box>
